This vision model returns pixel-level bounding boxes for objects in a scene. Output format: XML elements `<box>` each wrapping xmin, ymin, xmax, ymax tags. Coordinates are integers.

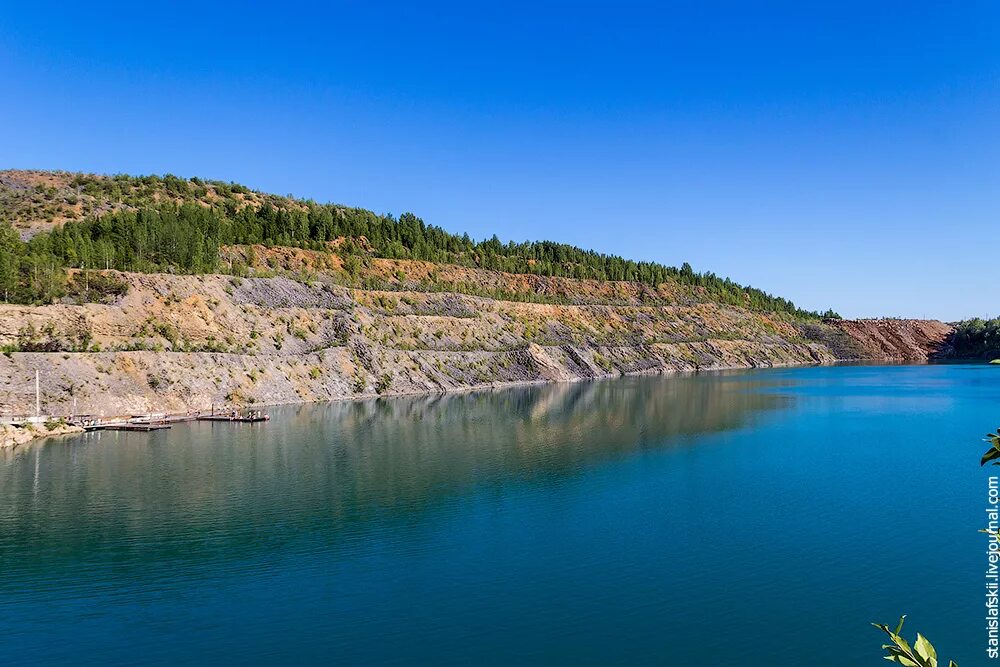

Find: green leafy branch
<box><xmin>872</xmin><ymin>616</ymin><xmax>956</xmax><ymax>667</ymax></box>
<box><xmin>981</xmin><ymin>428</ymin><xmax>1000</xmax><ymax>467</ymax></box>
<box><xmin>981</xmin><ymin>429</ymin><xmax>1000</xmax><ymax>544</ymax></box>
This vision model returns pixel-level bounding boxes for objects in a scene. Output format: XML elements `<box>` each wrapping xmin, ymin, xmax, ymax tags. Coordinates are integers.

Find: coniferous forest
<box><xmin>0</xmin><ymin>173</ymin><xmax>837</xmax><ymax>319</ymax></box>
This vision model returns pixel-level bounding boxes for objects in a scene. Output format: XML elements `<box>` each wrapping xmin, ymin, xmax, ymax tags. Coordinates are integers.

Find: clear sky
<box><xmin>2</xmin><ymin>2</ymin><xmax>997</xmax><ymax>320</ymax></box>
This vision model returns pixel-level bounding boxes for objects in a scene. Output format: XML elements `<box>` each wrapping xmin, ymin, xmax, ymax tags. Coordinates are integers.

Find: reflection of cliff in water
<box><xmin>320</xmin><ymin>372</ymin><xmax>791</xmax><ymax>495</ymax></box>
<box><xmin>0</xmin><ymin>372</ymin><xmax>791</xmax><ymax>577</ymax></box>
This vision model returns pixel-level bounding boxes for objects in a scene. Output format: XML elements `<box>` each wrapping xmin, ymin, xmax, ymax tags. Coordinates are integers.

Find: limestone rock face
<box><xmin>0</xmin><ymin>267</ymin><xmax>854</xmax><ymax>417</ymax></box>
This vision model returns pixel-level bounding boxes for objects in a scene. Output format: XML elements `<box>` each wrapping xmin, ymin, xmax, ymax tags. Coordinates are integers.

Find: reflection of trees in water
<box><xmin>0</xmin><ymin>374</ymin><xmax>791</xmax><ymax>574</ymax></box>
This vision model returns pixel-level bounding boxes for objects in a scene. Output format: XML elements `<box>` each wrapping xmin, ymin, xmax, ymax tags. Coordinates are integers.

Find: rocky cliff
<box><xmin>0</xmin><ymin>258</ymin><xmax>956</xmax><ymax>419</ymax></box>
<box><xmin>0</xmin><ymin>241</ymin><xmax>957</xmax><ymax>419</ymax></box>
<box><xmin>0</xmin><ymin>253</ymin><xmax>846</xmax><ymax>417</ymax></box>
<box><xmin>825</xmin><ymin>318</ymin><xmax>953</xmax><ymax>361</ymax></box>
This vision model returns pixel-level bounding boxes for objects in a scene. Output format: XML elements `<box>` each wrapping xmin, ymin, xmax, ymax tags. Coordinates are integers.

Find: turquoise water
<box><xmin>0</xmin><ymin>365</ymin><xmax>995</xmax><ymax>665</ymax></box>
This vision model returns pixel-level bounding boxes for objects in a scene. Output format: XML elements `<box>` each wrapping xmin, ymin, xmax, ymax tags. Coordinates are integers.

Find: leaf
<box><xmin>914</xmin><ymin>633</ymin><xmax>937</xmax><ymax>662</ymax></box>
<box><xmin>981</xmin><ymin>446</ymin><xmax>1000</xmax><ymax>466</ymax></box>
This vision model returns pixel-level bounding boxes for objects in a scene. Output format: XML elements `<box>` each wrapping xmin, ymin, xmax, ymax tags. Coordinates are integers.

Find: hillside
<box><xmin>0</xmin><ymin>245</ymin><xmax>951</xmax><ymax>418</ymax></box>
<box><xmin>0</xmin><ymin>169</ymin><xmax>285</xmax><ymax>238</ymax></box>
<box><xmin>0</xmin><ymin>170</ymin><xmax>953</xmax><ymax>420</ymax></box>
<box><xmin>0</xmin><ymin>169</ymin><xmax>833</xmax><ymax>318</ymax></box>
<box><xmin>826</xmin><ymin>318</ymin><xmax>952</xmax><ymax>361</ymax></box>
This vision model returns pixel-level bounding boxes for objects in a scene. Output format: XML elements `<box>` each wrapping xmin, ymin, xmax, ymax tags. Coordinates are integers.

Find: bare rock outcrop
<box><xmin>0</xmin><ymin>267</ymin><xmax>840</xmax><ymax>417</ymax></box>
<box><xmin>0</xmin><ymin>422</ymin><xmax>83</xmax><ymax>449</ymax></box>
<box><xmin>825</xmin><ymin>319</ymin><xmax>953</xmax><ymax>361</ymax></box>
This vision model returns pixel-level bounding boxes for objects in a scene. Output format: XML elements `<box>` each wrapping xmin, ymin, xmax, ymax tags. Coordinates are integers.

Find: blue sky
<box><xmin>2</xmin><ymin>1</ymin><xmax>997</xmax><ymax>320</ymax></box>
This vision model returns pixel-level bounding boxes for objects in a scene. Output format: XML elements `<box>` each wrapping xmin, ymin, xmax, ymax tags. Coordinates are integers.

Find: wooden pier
<box><xmin>69</xmin><ymin>408</ymin><xmax>269</xmax><ymax>434</ymax></box>
<box><xmin>104</xmin><ymin>423</ymin><xmax>172</xmax><ymax>432</ymax></box>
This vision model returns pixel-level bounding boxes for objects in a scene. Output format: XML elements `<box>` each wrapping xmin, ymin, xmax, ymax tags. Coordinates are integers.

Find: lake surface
<box><xmin>0</xmin><ymin>365</ymin><xmax>995</xmax><ymax>665</ymax></box>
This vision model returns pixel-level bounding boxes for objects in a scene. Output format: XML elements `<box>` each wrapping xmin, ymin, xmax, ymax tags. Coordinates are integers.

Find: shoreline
<box><xmin>0</xmin><ymin>357</ymin><xmax>851</xmax><ymax>450</ymax></box>
<box><xmin>0</xmin><ymin>422</ymin><xmax>84</xmax><ymax>451</ymax></box>
<box><xmin>5</xmin><ymin>356</ymin><xmax>969</xmax><ymax>451</ymax></box>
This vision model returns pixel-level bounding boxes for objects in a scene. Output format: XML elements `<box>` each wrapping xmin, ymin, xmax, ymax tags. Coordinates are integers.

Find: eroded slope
<box><xmin>0</xmin><ymin>262</ymin><xmax>834</xmax><ymax>416</ymax></box>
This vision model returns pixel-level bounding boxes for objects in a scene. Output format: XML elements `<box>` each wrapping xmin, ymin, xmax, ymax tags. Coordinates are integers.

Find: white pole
<box><xmin>35</xmin><ymin>370</ymin><xmax>40</xmax><ymax>417</ymax></box>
